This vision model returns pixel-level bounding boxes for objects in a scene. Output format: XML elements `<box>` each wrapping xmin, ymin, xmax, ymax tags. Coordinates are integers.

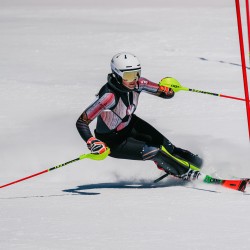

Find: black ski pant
<box><xmin>95</xmin><ymin>115</ymin><xmax>202</xmax><ymax>174</ymax></box>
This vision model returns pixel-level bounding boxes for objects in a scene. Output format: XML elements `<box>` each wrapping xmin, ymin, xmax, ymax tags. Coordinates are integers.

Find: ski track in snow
<box><xmin>1</xmin><ymin>1</ymin><xmax>250</xmax><ymax>250</ymax></box>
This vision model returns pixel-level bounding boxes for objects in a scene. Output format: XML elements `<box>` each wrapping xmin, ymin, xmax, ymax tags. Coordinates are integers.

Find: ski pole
<box><xmin>0</xmin><ymin>148</ymin><xmax>110</xmax><ymax>189</ymax></box>
<box><xmin>159</xmin><ymin>77</ymin><xmax>248</xmax><ymax>102</ymax></box>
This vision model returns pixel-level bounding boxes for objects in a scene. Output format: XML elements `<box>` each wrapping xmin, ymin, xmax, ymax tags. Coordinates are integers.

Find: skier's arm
<box><xmin>76</xmin><ymin>112</ymin><xmax>93</xmax><ymax>142</ymax></box>
<box><xmin>138</xmin><ymin>77</ymin><xmax>174</xmax><ymax>99</ymax></box>
<box><xmin>76</xmin><ymin>93</ymin><xmax>115</xmax><ymax>142</ymax></box>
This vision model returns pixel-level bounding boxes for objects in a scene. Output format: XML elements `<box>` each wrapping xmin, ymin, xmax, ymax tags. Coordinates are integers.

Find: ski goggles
<box><xmin>122</xmin><ymin>70</ymin><xmax>141</xmax><ymax>82</ymax></box>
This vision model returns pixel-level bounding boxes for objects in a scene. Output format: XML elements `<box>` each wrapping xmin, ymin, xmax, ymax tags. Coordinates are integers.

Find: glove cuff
<box><xmin>87</xmin><ymin>137</ymin><xmax>96</xmax><ymax>144</ymax></box>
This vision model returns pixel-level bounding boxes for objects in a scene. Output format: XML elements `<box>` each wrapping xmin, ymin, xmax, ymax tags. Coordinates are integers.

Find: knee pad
<box><xmin>153</xmin><ymin>149</ymin><xmax>188</xmax><ymax>176</ymax></box>
<box><xmin>142</xmin><ymin>145</ymin><xmax>189</xmax><ymax>176</ymax></box>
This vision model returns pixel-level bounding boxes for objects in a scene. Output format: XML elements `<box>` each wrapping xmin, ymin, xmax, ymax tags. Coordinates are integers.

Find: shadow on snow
<box><xmin>62</xmin><ymin>178</ymin><xmax>217</xmax><ymax>195</ymax></box>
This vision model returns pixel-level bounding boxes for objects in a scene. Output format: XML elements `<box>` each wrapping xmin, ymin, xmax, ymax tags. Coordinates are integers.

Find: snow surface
<box><xmin>1</xmin><ymin>0</ymin><xmax>250</xmax><ymax>249</ymax></box>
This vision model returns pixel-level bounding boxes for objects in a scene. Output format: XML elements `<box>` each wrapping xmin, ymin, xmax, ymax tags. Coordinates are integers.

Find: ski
<box><xmin>154</xmin><ymin>172</ymin><xmax>249</xmax><ymax>192</ymax></box>
<box><xmin>157</xmin><ymin>146</ymin><xmax>250</xmax><ymax>192</ymax></box>
<box><xmin>203</xmin><ymin>175</ymin><xmax>249</xmax><ymax>192</ymax></box>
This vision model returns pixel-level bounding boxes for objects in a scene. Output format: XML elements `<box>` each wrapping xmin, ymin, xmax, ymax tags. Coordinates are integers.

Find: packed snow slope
<box><xmin>1</xmin><ymin>1</ymin><xmax>250</xmax><ymax>250</ymax></box>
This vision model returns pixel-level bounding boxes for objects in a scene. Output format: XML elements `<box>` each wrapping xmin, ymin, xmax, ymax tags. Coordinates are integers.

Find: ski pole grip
<box><xmin>159</xmin><ymin>77</ymin><xmax>188</xmax><ymax>92</ymax></box>
<box><xmin>79</xmin><ymin>147</ymin><xmax>110</xmax><ymax>161</ymax></box>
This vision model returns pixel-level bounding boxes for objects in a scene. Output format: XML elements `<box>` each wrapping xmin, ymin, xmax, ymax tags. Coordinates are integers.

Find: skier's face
<box><xmin>122</xmin><ymin>70</ymin><xmax>140</xmax><ymax>90</ymax></box>
<box><xmin>122</xmin><ymin>79</ymin><xmax>137</xmax><ymax>90</ymax></box>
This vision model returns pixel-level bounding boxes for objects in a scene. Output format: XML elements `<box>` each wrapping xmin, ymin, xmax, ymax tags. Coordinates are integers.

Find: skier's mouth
<box><xmin>122</xmin><ymin>79</ymin><xmax>137</xmax><ymax>89</ymax></box>
<box><xmin>127</xmin><ymin>82</ymin><xmax>136</xmax><ymax>89</ymax></box>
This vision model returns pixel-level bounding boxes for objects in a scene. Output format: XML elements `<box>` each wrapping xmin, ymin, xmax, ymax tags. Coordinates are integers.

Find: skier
<box><xmin>76</xmin><ymin>52</ymin><xmax>202</xmax><ymax>180</ymax></box>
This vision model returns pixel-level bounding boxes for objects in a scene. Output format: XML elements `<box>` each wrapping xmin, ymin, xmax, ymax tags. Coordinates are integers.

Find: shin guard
<box><xmin>142</xmin><ymin>145</ymin><xmax>192</xmax><ymax>176</ymax></box>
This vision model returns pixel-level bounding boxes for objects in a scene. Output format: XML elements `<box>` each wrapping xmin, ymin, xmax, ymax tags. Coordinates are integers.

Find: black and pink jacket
<box><xmin>76</xmin><ymin>74</ymin><xmax>174</xmax><ymax>142</ymax></box>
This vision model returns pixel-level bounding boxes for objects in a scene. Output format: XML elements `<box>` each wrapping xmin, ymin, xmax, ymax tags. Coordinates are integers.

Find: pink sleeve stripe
<box><xmin>86</xmin><ymin>93</ymin><xmax>115</xmax><ymax>120</ymax></box>
<box><xmin>138</xmin><ymin>77</ymin><xmax>159</xmax><ymax>93</ymax></box>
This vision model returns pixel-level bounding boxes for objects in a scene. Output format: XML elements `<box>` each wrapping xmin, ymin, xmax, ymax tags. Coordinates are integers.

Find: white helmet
<box><xmin>111</xmin><ymin>52</ymin><xmax>141</xmax><ymax>84</ymax></box>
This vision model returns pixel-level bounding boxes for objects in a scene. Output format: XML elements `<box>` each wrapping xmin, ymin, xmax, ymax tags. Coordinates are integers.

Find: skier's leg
<box><xmin>142</xmin><ymin>145</ymin><xmax>200</xmax><ymax>179</ymax></box>
<box><xmin>105</xmin><ymin>138</ymin><xmax>196</xmax><ymax>179</ymax></box>
<box><xmin>96</xmin><ymin>128</ymin><xmax>199</xmax><ymax>180</ymax></box>
<box><xmin>131</xmin><ymin>115</ymin><xmax>203</xmax><ymax>168</ymax></box>
<box><xmin>142</xmin><ymin>145</ymin><xmax>187</xmax><ymax>176</ymax></box>
<box><xmin>102</xmin><ymin>137</ymin><xmax>148</xmax><ymax>160</ymax></box>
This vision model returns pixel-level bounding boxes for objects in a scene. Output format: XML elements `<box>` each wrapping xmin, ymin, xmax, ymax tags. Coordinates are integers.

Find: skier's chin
<box><xmin>122</xmin><ymin>81</ymin><xmax>137</xmax><ymax>90</ymax></box>
<box><xmin>126</xmin><ymin>84</ymin><xmax>136</xmax><ymax>90</ymax></box>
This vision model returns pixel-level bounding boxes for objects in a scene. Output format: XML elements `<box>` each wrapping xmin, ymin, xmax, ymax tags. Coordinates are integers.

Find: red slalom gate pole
<box><xmin>235</xmin><ymin>0</ymin><xmax>250</xmax><ymax>140</ymax></box>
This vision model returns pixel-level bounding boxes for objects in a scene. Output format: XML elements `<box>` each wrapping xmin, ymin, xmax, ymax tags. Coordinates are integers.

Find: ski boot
<box><xmin>180</xmin><ymin>168</ymin><xmax>201</xmax><ymax>181</ymax></box>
